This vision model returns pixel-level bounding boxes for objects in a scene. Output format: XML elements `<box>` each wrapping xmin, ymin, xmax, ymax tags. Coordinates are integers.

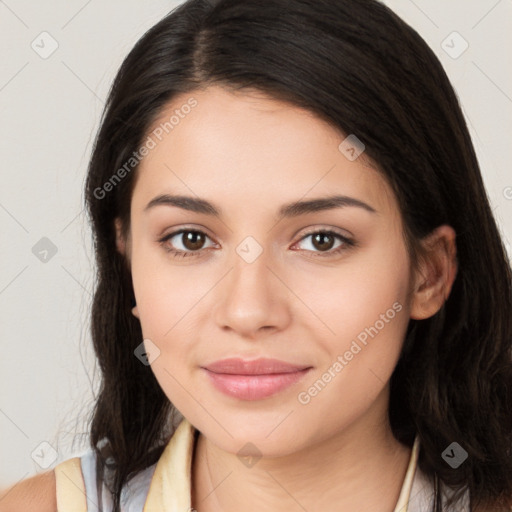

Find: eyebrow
<box><xmin>144</xmin><ymin>194</ymin><xmax>378</xmax><ymax>218</ymax></box>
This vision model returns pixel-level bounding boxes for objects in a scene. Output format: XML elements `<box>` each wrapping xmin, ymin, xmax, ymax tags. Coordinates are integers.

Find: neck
<box><xmin>191</xmin><ymin>388</ymin><xmax>413</xmax><ymax>512</ymax></box>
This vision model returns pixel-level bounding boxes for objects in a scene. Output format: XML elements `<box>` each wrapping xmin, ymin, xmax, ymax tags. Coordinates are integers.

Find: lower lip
<box><xmin>202</xmin><ymin>368</ymin><xmax>311</xmax><ymax>400</ymax></box>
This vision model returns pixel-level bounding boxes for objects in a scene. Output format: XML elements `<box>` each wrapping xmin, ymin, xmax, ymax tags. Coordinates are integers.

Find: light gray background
<box><xmin>0</xmin><ymin>0</ymin><xmax>511</xmax><ymax>487</ymax></box>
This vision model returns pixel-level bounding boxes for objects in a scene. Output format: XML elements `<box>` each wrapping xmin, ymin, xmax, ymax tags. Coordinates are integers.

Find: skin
<box><xmin>0</xmin><ymin>471</ymin><xmax>56</xmax><ymax>511</ymax></box>
<box><xmin>115</xmin><ymin>85</ymin><xmax>458</xmax><ymax>512</ymax></box>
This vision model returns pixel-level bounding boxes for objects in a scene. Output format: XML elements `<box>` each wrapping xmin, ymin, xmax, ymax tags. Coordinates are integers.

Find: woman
<box><xmin>2</xmin><ymin>0</ymin><xmax>511</xmax><ymax>510</ymax></box>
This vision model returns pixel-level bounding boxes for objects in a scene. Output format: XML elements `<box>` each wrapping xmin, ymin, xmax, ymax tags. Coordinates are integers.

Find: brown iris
<box><xmin>182</xmin><ymin>231</ymin><xmax>206</xmax><ymax>251</ymax></box>
<box><xmin>311</xmin><ymin>232</ymin><xmax>336</xmax><ymax>252</ymax></box>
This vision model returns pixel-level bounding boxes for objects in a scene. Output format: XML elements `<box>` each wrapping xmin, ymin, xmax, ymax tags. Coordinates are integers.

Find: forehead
<box><xmin>131</xmin><ymin>86</ymin><xmax>398</xmax><ymax>219</ymax></box>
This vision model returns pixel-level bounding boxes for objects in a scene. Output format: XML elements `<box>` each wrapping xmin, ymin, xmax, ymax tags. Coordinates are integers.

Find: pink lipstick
<box><xmin>202</xmin><ymin>358</ymin><xmax>312</xmax><ymax>400</ymax></box>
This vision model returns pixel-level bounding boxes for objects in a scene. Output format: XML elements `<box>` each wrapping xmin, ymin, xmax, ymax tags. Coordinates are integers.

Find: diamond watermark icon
<box><xmin>237</xmin><ymin>442</ymin><xmax>262</xmax><ymax>468</ymax></box>
<box><xmin>236</xmin><ymin>236</ymin><xmax>263</xmax><ymax>264</ymax></box>
<box><xmin>31</xmin><ymin>31</ymin><xmax>59</xmax><ymax>59</ymax></box>
<box><xmin>339</xmin><ymin>134</ymin><xmax>365</xmax><ymax>161</ymax></box>
<box><xmin>31</xmin><ymin>441</ymin><xmax>58</xmax><ymax>469</ymax></box>
<box><xmin>441</xmin><ymin>442</ymin><xmax>468</xmax><ymax>468</ymax></box>
<box><xmin>134</xmin><ymin>339</ymin><xmax>161</xmax><ymax>366</ymax></box>
<box><xmin>32</xmin><ymin>237</ymin><xmax>58</xmax><ymax>263</ymax></box>
<box><xmin>441</xmin><ymin>31</ymin><xmax>469</xmax><ymax>59</ymax></box>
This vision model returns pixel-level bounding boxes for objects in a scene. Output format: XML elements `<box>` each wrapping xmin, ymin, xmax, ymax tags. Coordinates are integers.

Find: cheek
<box><xmin>130</xmin><ymin>247</ymin><xmax>202</xmax><ymax>411</ymax></box>
<box><xmin>298</xmin><ymin>234</ymin><xmax>411</xmax><ymax>401</ymax></box>
<box><xmin>295</xmin><ymin>231</ymin><xmax>411</xmax><ymax>388</ymax></box>
<box><xmin>295</xmin><ymin>301</ymin><xmax>409</xmax><ymax>441</ymax></box>
<box><xmin>130</xmin><ymin>234</ymin><xmax>196</xmax><ymax>334</ymax></box>
<box><xmin>296</xmin><ymin>226</ymin><xmax>411</xmax><ymax>350</ymax></box>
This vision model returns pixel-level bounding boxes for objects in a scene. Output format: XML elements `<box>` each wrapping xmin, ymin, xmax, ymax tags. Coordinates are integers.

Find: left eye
<box><xmin>292</xmin><ymin>230</ymin><xmax>355</xmax><ymax>257</ymax></box>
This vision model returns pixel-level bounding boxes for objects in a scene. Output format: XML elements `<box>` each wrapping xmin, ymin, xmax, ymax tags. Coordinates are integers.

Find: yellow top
<box><xmin>54</xmin><ymin>417</ymin><xmax>457</xmax><ymax>512</ymax></box>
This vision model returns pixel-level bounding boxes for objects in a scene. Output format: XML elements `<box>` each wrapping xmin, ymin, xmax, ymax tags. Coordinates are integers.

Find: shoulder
<box><xmin>0</xmin><ymin>470</ymin><xmax>56</xmax><ymax>512</ymax></box>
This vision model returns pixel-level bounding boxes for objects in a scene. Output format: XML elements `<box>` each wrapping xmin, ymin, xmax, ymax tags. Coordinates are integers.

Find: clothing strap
<box><xmin>143</xmin><ymin>418</ymin><xmax>196</xmax><ymax>511</ymax></box>
<box><xmin>54</xmin><ymin>456</ymin><xmax>88</xmax><ymax>512</ymax></box>
<box><xmin>394</xmin><ymin>435</ymin><xmax>421</xmax><ymax>512</ymax></box>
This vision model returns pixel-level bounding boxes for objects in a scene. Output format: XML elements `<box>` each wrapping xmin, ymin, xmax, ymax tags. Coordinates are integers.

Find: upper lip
<box><xmin>203</xmin><ymin>358</ymin><xmax>311</xmax><ymax>375</ymax></box>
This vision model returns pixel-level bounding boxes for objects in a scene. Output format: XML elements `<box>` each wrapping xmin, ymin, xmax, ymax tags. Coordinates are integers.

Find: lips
<box><xmin>201</xmin><ymin>358</ymin><xmax>312</xmax><ymax>400</ymax></box>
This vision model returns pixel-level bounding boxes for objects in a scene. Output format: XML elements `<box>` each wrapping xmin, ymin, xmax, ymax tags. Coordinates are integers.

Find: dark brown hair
<box><xmin>83</xmin><ymin>0</ymin><xmax>512</xmax><ymax>510</ymax></box>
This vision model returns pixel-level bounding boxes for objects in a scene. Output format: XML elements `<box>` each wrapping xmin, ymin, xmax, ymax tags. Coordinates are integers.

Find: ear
<box><xmin>410</xmin><ymin>225</ymin><xmax>458</xmax><ymax>320</ymax></box>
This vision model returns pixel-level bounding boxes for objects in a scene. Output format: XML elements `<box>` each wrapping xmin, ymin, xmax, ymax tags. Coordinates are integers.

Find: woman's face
<box><xmin>119</xmin><ymin>85</ymin><xmax>415</xmax><ymax>455</ymax></box>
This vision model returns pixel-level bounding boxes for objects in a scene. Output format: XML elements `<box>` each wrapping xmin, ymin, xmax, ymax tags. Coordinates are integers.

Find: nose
<box><xmin>212</xmin><ymin>243</ymin><xmax>292</xmax><ymax>339</ymax></box>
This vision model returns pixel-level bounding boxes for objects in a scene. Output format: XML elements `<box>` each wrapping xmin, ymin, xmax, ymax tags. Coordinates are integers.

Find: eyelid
<box><xmin>158</xmin><ymin>224</ymin><xmax>216</xmax><ymax>242</ymax></box>
<box><xmin>295</xmin><ymin>225</ymin><xmax>353</xmax><ymax>241</ymax></box>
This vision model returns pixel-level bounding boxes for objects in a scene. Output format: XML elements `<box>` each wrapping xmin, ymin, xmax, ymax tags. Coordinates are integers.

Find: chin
<box><xmin>194</xmin><ymin>409</ymin><xmax>310</xmax><ymax>456</ymax></box>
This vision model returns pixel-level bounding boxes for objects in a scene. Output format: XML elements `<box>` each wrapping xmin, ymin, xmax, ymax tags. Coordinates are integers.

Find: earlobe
<box><xmin>131</xmin><ymin>305</ymin><xmax>140</xmax><ymax>319</ymax></box>
<box><xmin>410</xmin><ymin>225</ymin><xmax>458</xmax><ymax>320</ymax></box>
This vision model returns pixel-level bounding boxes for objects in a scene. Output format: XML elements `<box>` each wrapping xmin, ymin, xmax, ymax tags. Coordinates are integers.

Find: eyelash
<box><xmin>158</xmin><ymin>228</ymin><xmax>356</xmax><ymax>259</ymax></box>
